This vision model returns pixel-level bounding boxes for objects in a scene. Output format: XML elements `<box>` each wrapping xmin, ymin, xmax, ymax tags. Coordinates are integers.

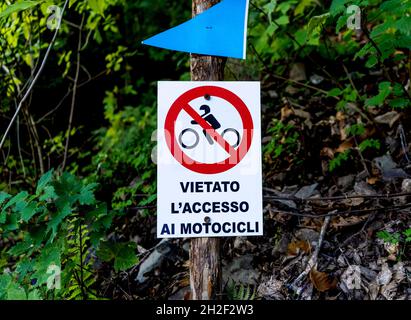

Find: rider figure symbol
<box><xmin>190</xmin><ymin>105</ymin><xmax>220</xmax><ymax>144</ymax></box>
<box><xmin>178</xmin><ymin>102</ymin><xmax>240</xmax><ymax>150</ymax></box>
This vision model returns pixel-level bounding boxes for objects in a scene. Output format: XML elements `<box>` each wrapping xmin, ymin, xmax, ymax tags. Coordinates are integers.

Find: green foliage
<box><xmin>377</xmin><ymin>230</ymin><xmax>400</xmax><ymax>245</ymax></box>
<box><xmin>0</xmin><ymin>170</ymin><xmax>136</xmax><ymax>300</ymax></box>
<box><xmin>89</xmin><ymin>86</ymin><xmax>157</xmax><ymax>211</ymax></box>
<box><xmin>377</xmin><ymin>228</ymin><xmax>411</xmax><ymax>260</ymax></box>
<box><xmin>0</xmin><ymin>0</ymin><xmax>43</xmax><ymax>20</ymax></box>
<box><xmin>329</xmin><ymin>150</ymin><xmax>351</xmax><ymax>172</ymax></box>
<box><xmin>358</xmin><ymin>139</ymin><xmax>380</xmax><ymax>152</ymax></box>
<box><xmin>97</xmin><ymin>241</ymin><xmax>138</xmax><ymax>272</ymax></box>
<box><xmin>346</xmin><ymin>124</ymin><xmax>365</xmax><ymax>137</ymax></box>
<box><xmin>263</xmin><ymin>119</ymin><xmax>300</xmax><ymax>163</ymax></box>
<box><xmin>226</xmin><ymin>280</ymin><xmax>256</xmax><ymax>301</ymax></box>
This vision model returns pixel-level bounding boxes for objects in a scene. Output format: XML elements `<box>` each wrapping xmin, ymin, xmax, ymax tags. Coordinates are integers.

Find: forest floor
<box><xmin>100</xmin><ymin>61</ymin><xmax>411</xmax><ymax>300</ymax></box>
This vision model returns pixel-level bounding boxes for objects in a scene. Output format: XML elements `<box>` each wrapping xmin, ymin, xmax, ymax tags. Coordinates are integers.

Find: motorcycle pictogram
<box><xmin>178</xmin><ymin>105</ymin><xmax>240</xmax><ymax>150</ymax></box>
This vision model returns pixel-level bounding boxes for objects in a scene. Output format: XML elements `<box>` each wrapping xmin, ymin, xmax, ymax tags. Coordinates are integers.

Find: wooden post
<box><xmin>189</xmin><ymin>0</ymin><xmax>226</xmax><ymax>300</ymax></box>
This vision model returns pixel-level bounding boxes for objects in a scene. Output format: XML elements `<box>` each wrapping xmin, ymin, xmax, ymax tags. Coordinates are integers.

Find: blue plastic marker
<box><xmin>142</xmin><ymin>0</ymin><xmax>249</xmax><ymax>60</ymax></box>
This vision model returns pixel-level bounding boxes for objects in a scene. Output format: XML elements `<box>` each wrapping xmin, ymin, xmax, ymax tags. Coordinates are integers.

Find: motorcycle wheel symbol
<box><xmin>179</xmin><ymin>128</ymin><xmax>240</xmax><ymax>149</ymax></box>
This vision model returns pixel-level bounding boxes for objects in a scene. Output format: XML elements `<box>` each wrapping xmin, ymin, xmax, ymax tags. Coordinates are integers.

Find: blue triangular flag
<box><xmin>142</xmin><ymin>0</ymin><xmax>249</xmax><ymax>59</ymax></box>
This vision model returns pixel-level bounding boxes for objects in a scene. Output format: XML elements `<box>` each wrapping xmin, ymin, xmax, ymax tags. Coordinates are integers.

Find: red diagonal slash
<box><xmin>182</xmin><ymin>103</ymin><xmax>237</xmax><ymax>156</ymax></box>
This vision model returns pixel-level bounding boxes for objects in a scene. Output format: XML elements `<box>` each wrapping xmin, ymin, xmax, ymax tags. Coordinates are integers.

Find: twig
<box><xmin>36</xmin><ymin>69</ymin><xmax>107</xmax><ymax>124</ymax></box>
<box><xmin>249</xmin><ymin>43</ymin><xmax>338</xmax><ymax>98</ymax></box>
<box><xmin>289</xmin><ymin>216</ymin><xmax>331</xmax><ymax>295</ymax></box>
<box><xmin>0</xmin><ymin>0</ymin><xmax>69</xmax><ymax>151</ymax></box>
<box><xmin>62</xmin><ymin>14</ymin><xmax>84</xmax><ymax>171</ymax></box>
<box><xmin>266</xmin><ymin>203</ymin><xmax>411</xmax><ymax>218</ymax></box>
<box><xmin>263</xmin><ymin>189</ymin><xmax>411</xmax><ymax>201</ymax></box>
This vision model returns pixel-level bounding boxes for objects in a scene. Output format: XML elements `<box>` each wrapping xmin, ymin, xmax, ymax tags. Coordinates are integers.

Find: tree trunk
<box><xmin>189</xmin><ymin>0</ymin><xmax>226</xmax><ymax>300</ymax></box>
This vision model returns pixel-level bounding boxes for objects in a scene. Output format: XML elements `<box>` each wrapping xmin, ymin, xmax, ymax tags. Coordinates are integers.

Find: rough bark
<box><xmin>189</xmin><ymin>0</ymin><xmax>225</xmax><ymax>301</ymax></box>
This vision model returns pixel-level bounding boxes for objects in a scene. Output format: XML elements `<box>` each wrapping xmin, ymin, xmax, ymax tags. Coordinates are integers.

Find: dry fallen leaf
<box><xmin>281</xmin><ymin>105</ymin><xmax>293</xmax><ymax>121</ymax></box>
<box><xmin>309</xmin><ymin>268</ymin><xmax>338</xmax><ymax>292</ymax></box>
<box><xmin>287</xmin><ymin>240</ymin><xmax>311</xmax><ymax>256</ymax></box>
<box><xmin>367</xmin><ymin>176</ymin><xmax>379</xmax><ymax>185</ymax></box>
<box><xmin>331</xmin><ymin>215</ymin><xmax>367</xmax><ymax>230</ymax></box>
<box><xmin>374</xmin><ymin>111</ymin><xmax>400</xmax><ymax>128</ymax></box>
<box><xmin>320</xmin><ymin>147</ymin><xmax>335</xmax><ymax>159</ymax></box>
<box><xmin>335</xmin><ymin>139</ymin><xmax>354</xmax><ymax>153</ymax></box>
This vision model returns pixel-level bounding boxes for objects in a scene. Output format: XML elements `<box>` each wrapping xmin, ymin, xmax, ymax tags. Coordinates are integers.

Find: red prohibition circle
<box><xmin>164</xmin><ymin>85</ymin><xmax>253</xmax><ymax>174</ymax></box>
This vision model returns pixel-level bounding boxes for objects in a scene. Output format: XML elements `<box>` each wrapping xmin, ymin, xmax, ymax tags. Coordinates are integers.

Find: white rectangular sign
<box><xmin>157</xmin><ymin>81</ymin><xmax>262</xmax><ymax>238</ymax></box>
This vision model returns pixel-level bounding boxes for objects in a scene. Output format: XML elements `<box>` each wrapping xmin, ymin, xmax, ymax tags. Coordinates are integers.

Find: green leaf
<box><xmin>330</xmin><ymin>0</ymin><xmax>347</xmax><ymax>16</ymax></box>
<box><xmin>79</xmin><ymin>183</ymin><xmax>97</xmax><ymax>205</ymax></box>
<box><xmin>307</xmin><ymin>13</ymin><xmax>330</xmax><ymax>37</ymax></box>
<box><xmin>97</xmin><ymin>241</ymin><xmax>138</xmax><ymax>272</ymax></box>
<box><xmin>0</xmin><ymin>274</ymin><xmax>12</xmax><ymax>299</ymax></box>
<box><xmin>32</xmin><ymin>242</ymin><xmax>61</xmax><ymax>285</ymax></box>
<box><xmin>27</xmin><ymin>289</ymin><xmax>41</xmax><ymax>300</ymax></box>
<box><xmin>365</xmin><ymin>56</ymin><xmax>378</xmax><ymax>68</ymax></box>
<box><xmin>87</xmin><ymin>0</ymin><xmax>105</xmax><ymax>16</ymax></box>
<box><xmin>264</xmin><ymin>0</ymin><xmax>277</xmax><ymax>23</ymax></box>
<box><xmin>328</xmin><ymin>88</ymin><xmax>342</xmax><ymax>97</ymax></box>
<box><xmin>15</xmin><ymin>258</ymin><xmax>34</xmax><ymax>279</ymax></box>
<box><xmin>36</xmin><ymin>170</ymin><xmax>54</xmax><ymax>195</ymax></box>
<box><xmin>139</xmin><ymin>194</ymin><xmax>156</xmax><ymax>206</ymax></box>
<box><xmin>389</xmin><ymin>98</ymin><xmax>410</xmax><ymax>109</ymax></box>
<box><xmin>21</xmin><ymin>202</ymin><xmax>39</xmax><ymax>222</ymax></box>
<box><xmin>47</xmin><ymin>204</ymin><xmax>71</xmax><ymax>241</ymax></box>
<box><xmin>0</xmin><ymin>192</ymin><xmax>11</xmax><ymax>207</ymax></box>
<box><xmin>114</xmin><ymin>243</ymin><xmax>138</xmax><ymax>272</ymax></box>
<box><xmin>275</xmin><ymin>15</ymin><xmax>289</xmax><ymax>26</ymax></box>
<box><xmin>0</xmin><ymin>192</ymin><xmax>28</xmax><ymax>223</ymax></box>
<box><xmin>365</xmin><ymin>82</ymin><xmax>392</xmax><ymax>107</ymax></box>
<box><xmin>39</xmin><ymin>186</ymin><xmax>57</xmax><ymax>202</ymax></box>
<box><xmin>8</xmin><ymin>238</ymin><xmax>33</xmax><ymax>256</ymax></box>
<box><xmin>0</xmin><ymin>1</ymin><xmax>43</xmax><ymax>20</ymax></box>
<box><xmin>7</xmin><ymin>286</ymin><xmax>27</xmax><ymax>300</ymax></box>
<box><xmin>294</xmin><ymin>0</ymin><xmax>317</xmax><ymax>16</ymax></box>
<box><xmin>359</xmin><ymin>139</ymin><xmax>380</xmax><ymax>152</ymax></box>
